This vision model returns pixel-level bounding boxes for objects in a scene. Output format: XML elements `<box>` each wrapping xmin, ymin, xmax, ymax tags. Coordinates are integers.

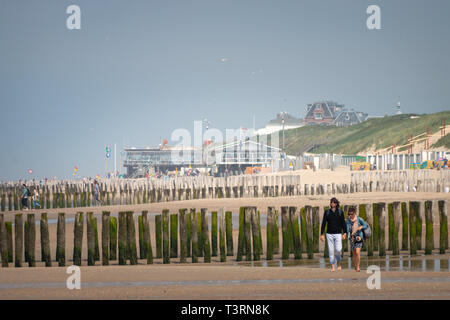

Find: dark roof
<box><xmin>333</xmin><ymin>110</ymin><xmax>368</xmax><ymax>126</ymax></box>
<box><xmin>305</xmin><ymin>101</ymin><xmax>335</xmax><ymax>119</ymax></box>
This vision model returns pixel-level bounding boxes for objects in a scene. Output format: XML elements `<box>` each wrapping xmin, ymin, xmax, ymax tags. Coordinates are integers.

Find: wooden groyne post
<box><xmin>201</xmin><ymin>208</ymin><xmax>211</xmax><ymax>263</ymax></box>
<box><xmin>1</xmin><ymin>214</ymin><xmax>9</xmax><ymax>267</ymax></box>
<box><xmin>102</xmin><ymin>211</ymin><xmax>110</xmax><ymax>265</ymax></box>
<box><xmin>40</xmin><ymin>213</ymin><xmax>51</xmax><ymax>267</ymax></box>
<box><xmin>179</xmin><ymin>209</ymin><xmax>187</xmax><ymax>263</ymax></box>
<box><xmin>26</xmin><ymin>214</ymin><xmax>35</xmax><ymax>267</ymax></box>
<box><xmin>409</xmin><ymin>201</ymin><xmax>419</xmax><ymax>255</ymax></box>
<box><xmin>438</xmin><ymin>200</ymin><xmax>448</xmax><ymax>254</ymax></box>
<box><xmin>281</xmin><ymin>206</ymin><xmax>290</xmax><ymax>260</ymax></box>
<box><xmin>170</xmin><ymin>213</ymin><xmax>178</xmax><ymax>258</ymax></box>
<box><xmin>211</xmin><ymin>211</ymin><xmax>218</xmax><ymax>257</ymax></box>
<box><xmin>109</xmin><ymin>216</ymin><xmax>117</xmax><ymax>261</ymax></box>
<box><xmin>225</xmin><ymin>211</ymin><xmax>233</xmax><ymax>256</ymax></box>
<box><xmin>190</xmin><ymin>208</ymin><xmax>198</xmax><ymax>263</ymax></box>
<box><xmin>56</xmin><ymin>213</ymin><xmax>66</xmax><ymax>266</ymax></box>
<box><xmin>162</xmin><ymin>209</ymin><xmax>170</xmax><ymax>264</ymax></box>
<box><xmin>289</xmin><ymin>206</ymin><xmax>302</xmax><ymax>259</ymax></box>
<box><xmin>424</xmin><ymin>201</ymin><xmax>434</xmax><ymax>255</ymax></box>
<box><xmin>266</xmin><ymin>207</ymin><xmax>275</xmax><ymax>260</ymax></box>
<box><xmin>250</xmin><ymin>206</ymin><xmax>261</xmax><ymax>261</ymax></box>
<box><xmin>155</xmin><ymin>214</ymin><xmax>162</xmax><ymax>259</ymax></box>
<box><xmin>401</xmin><ymin>202</ymin><xmax>409</xmax><ymax>251</ymax></box>
<box><xmin>14</xmin><ymin>214</ymin><xmax>23</xmax><ymax>267</ymax></box>
<box><xmin>73</xmin><ymin>212</ymin><xmax>83</xmax><ymax>266</ymax></box>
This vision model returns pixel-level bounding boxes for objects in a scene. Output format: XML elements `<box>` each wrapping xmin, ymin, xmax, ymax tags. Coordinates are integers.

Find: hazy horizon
<box><xmin>1</xmin><ymin>0</ymin><xmax>449</xmax><ymax>181</ymax></box>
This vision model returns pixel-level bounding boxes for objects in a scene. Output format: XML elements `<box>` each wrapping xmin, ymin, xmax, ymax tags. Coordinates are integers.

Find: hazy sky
<box><xmin>1</xmin><ymin>0</ymin><xmax>449</xmax><ymax>180</ymax></box>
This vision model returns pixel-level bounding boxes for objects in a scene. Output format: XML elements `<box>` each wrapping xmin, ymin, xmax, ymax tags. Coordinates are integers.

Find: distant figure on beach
<box><xmin>32</xmin><ymin>187</ymin><xmax>41</xmax><ymax>209</ymax></box>
<box><xmin>345</xmin><ymin>207</ymin><xmax>368</xmax><ymax>272</ymax></box>
<box><xmin>320</xmin><ymin>197</ymin><xmax>347</xmax><ymax>272</ymax></box>
<box><xmin>20</xmin><ymin>184</ymin><xmax>30</xmax><ymax>210</ymax></box>
<box><xmin>93</xmin><ymin>180</ymin><xmax>104</xmax><ymax>206</ymax></box>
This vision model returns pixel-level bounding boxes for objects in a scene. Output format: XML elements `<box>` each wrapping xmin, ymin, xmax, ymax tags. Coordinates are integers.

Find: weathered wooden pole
<box><xmin>219</xmin><ymin>208</ymin><xmax>226</xmax><ymax>262</ymax></box>
<box><xmin>109</xmin><ymin>216</ymin><xmax>117</xmax><ymax>261</ymax></box>
<box><xmin>24</xmin><ymin>219</ymin><xmax>29</xmax><ymax>263</ymax></box>
<box><xmin>438</xmin><ymin>200</ymin><xmax>448</xmax><ymax>254</ymax></box>
<box><xmin>372</xmin><ymin>203</ymin><xmax>379</xmax><ymax>252</ymax></box>
<box><xmin>388</xmin><ymin>203</ymin><xmax>394</xmax><ymax>251</ymax></box>
<box><xmin>305</xmin><ymin>206</ymin><xmax>314</xmax><ymax>259</ymax></box>
<box><xmin>93</xmin><ymin>217</ymin><xmax>100</xmax><ymax>261</ymax></box>
<box><xmin>73</xmin><ymin>212</ymin><xmax>84</xmax><ymax>266</ymax></box>
<box><xmin>300</xmin><ymin>207</ymin><xmax>307</xmax><ymax>253</ymax></box>
<box><xmin>312</xmin><ymin>206</ymin><xmax>320</xmax><ymax>253</ymax></box>
<box><xmin>409</xmin><ymin>201</ymin><xmax>419</xmax><ymax>255</ymax></box>
<box><xmin>225</xmin><ymin>211</ymin><xmax>233</xmax><ymax>256</ymax></box>
<box><xmin>40</xmin><ymin>213</ymin><xmax>51</xmax><ymax>267</ymax></box>
<box><xmin>289</xmin><ymin>207</ymin><xmax>302</xmax><ymax>259</ymax></box>
<box><xmin>179</xmin><ymin>209</ymin><xmax>187</xmax><ymax>263</ymax></box>
<box><xmin>118</xmin><ymin>212</ymin><xmax>128</xmax><ymax>265</ymax></box>
<box><xmin>257</xmin><ymin>210</ymin><xmax>263</xmax><ymax>255</ymax></box>
<box><xmin>392</xmin><ymin>202</ymin><xmax>401</xmax><ymax>255</ymax></box>
<box><xmin>155</xmin><ymin>214</ymin><xmax>162</xmax><ymax>259</ymax></box>
<box><xmin>170</xmin><ymin>213</ymin><xmax>178</xmax><ymax>258</ymax></box>
<box><xmin>273</xmin><ymin>209</ymin><xmax>280</xmax><ymax>254</ymax></box>
<box><xmin>162</xmin><ymin>209</ymin><xmax>170</xmax><ymax>264</ymax></box>
<box><xmin>281</xmin><ymin>206</ymin><xmax>290</xmax><ymax>259</ymax></box>
<box><xmin>86</xmin><ymin>212</ymin><xmax>96</xmax><ymax>266</ymax></box>
<box><xmin>201</xmin><ymin>208</ymin><xmax>211</xmax><ymax>263</ymax></box>
<box><xmin>26</xmin><ymin>214</ymin><xmax>36</xmax><ymax>267</ymax></box>
<box><xmin>377</xmin><ymin>203</ymin><xmax>386</xmax><ymax>257</ymax></box>
<box><xmin>138</xmin><ymin>215</ymin><xmax>145</xmax><ymax>259</ymax></box>
<box><xmin>142</xmin><ymin>211</ymin><xmax>153</xmax><ymax>264</ymax></box>
<box><xmin>56</xmin><ymin>213</ymin><xmax>66</xmax><ymax>266</ymax></box>
<box><xmin>243</xmin><ymin>207</ymin><xmax>252</xmax><ymax>261</ymax></box>
<box><xmin>127</xmin><ymin>211</ymin><xmax>138</xmax><ymax>265</ymax></box>
<box><xmin>401</xmin><ymin>202</ymin><xmax>409</xmax><ymax>251</ymax></box>
<box><xmin>424</xmin><ymin>200</ymin><xmax>434</xmax><ymax>255</ymax></box>
<box><xmin>416</xmin><ymin>201</ymin><xmax>423</xmax><ymax>251</ymax></box>
<box><xmin>250</xmin><ymin>207</ymin><xmax>261</xmax><ymax>261</ymax></box>
<box><xmin>186</xmin><ymin>210</ymin><xmax>191</xmax><ymax>257</ymax></box>
<box><xmin>236</xmin><ymin>207</ymin><xmax>245</xmax><ymax>261</ymax></box>
<box><xmin>5</xmin><ymin>221</ymin><xmax>12</xmax><ymax>263</ymax></box>
<box><xmin>102</xmin><ymin>211</ymin><xmax>110</xmax><ymax>265</ymax></box>
<box><xmin>1</xmin><ymin>214</ymin><xmax>9</xmax><ymax>267</ymax></box>
<box><xmin>211</xmin><ymin>211</ymin><xmax>218</xmax><ymax>257</ymax></box>
<box><xmin>266</xmin><ymin>207</ymin><xmax>275</xmax><ymax>260</ymax></box>
<box><xmin>190</xmin><ymin>208</ymin><xmax>198</xmax><ymax>263</ymax></box>
<box><xmin>196</xmin><ymin>211</ymin><xmax>203</xmax><ymax>257</ymax></box>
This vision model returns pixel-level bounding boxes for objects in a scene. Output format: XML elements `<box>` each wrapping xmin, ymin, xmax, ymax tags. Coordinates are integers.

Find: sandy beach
<box><xmin>1</xmin><ymin>169</ymin><xmax>449</xmax><ymax>300</ymax></box>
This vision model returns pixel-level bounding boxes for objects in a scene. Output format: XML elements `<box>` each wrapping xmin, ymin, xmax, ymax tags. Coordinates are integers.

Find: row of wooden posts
<box><xmin>2</xmin><ymin>171</ymin><xmax>449</xmax><ymax>211</ymax></box>
<box><xmin>0</xmin><ymin>200</ymin><xmax>448</xmax><ymax>267</ymax></box>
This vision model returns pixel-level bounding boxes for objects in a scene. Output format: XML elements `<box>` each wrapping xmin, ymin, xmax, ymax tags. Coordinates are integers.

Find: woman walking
<box><xmin>346</xmin><ymin>207</ymin><xmax>369</xmax><ymax>272</ymax></box>
<box><xmin>320</xmin><ymin>197</ymin><xmax>347</xmax><ymax>271</ymax></box>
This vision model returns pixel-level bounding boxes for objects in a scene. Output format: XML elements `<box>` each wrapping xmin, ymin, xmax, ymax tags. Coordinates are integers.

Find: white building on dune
<box><xmin>254</xmin><ymin>112</ymin><xmax>304</xmax><ymax>136</ymax></box>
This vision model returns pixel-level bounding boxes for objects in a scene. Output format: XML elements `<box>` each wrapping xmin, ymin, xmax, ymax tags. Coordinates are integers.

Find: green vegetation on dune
<box><xmin>274</xmin><ymin>111</ymin><xmax>450</xmax><ymax>155</ymax></box>
<box><xmin>432</xmin><ymin>133</ymin><xmax>450</xmax><ymax>149</ymax></box>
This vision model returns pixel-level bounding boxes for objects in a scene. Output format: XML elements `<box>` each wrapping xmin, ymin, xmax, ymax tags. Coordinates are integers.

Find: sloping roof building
<box><xmin>333</xmin><ymin>109</ymin><xmax>368</xmax><ymax>127</ymax></box>
<box><xmin>304</xmin><ymin>101</ymin><xmax>344</xmax><ymax>125</ymax></box>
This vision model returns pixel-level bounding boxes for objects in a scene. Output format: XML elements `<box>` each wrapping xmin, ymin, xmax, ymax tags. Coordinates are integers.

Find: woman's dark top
<box><xmin>320</xmin><ymin>208</ymin><xmax>347</xmax><ymax>235</ymax></box>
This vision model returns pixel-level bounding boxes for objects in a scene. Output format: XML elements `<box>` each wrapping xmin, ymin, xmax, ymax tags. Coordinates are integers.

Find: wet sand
<box><xmin>0</xmin><ymin>262</ymin><xmax>449</xmax><ymax>299</ymax></box>
<box><xmin>1</xmin><ymin>169</ymin><xmax>449</xmax><ymax>300</ymax></box>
